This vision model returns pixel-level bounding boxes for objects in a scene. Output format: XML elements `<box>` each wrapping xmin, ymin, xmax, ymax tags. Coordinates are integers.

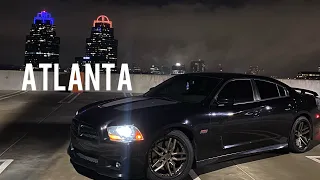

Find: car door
<box><xmin>252</xmin><ymin>79</ymin><xmax>295</xmax><ymax>145</ymax></box>
<box><xmin>210</xmin><ymin>79</ymin><xmax>268</xmax><ymax>154</ymax></box>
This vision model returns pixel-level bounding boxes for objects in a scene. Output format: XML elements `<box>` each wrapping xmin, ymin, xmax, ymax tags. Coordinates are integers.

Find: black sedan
<box><xmin>68</xmin><ymin>73</ymin><xmax>320</xmax><ymax>180</ymax></box>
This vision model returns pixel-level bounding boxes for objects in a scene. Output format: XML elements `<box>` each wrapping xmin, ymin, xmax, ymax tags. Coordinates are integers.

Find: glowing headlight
<box><xmin>75</xmin><ymin>111</ymin><xmax>78</xmax><ymax>115</ymax></box>
<box><xmin>107</xmin><ymin>125</ymin><xmax>144</xmax><ymax>143</ymax></box>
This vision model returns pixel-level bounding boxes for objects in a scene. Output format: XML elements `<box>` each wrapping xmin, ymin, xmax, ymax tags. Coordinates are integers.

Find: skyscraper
<box><xmin>190</xmin><ymin>59</ymin><xmax>205</xmax><ymax>72</ymax></box>
<box><xmin>81</xmin><ymin>15</ymin><xmax>118</xmax><ymax>71</ymax></box>
<box><xmin>172</xmin><ymin>63</ymin><xmax>186</xmax><ymax>75</ymax></box>
<box><xmin>24</xmin><ymin>11</ymin><xmax>60</xmax><ymax>69</ymax></box>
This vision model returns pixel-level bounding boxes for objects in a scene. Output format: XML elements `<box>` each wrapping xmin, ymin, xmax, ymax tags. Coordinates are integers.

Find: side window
<box><xmin>152</xmin><ymin>76</ymin><xmax>222</xmax><ymax>103</ymax></box>
<box><xmin>278</xmin><ymin>85</ymin><xmax>287</xmax><ymax>97</ymax></box>
<box><xmin>254</xmin><ymin>80</ymin><xmax>279</xmax><ymax>99</ymax></box>
<box><xmin>218</xmin><ymin>80</ymin><xmax>254</xmax><ymax>104</ymax></box>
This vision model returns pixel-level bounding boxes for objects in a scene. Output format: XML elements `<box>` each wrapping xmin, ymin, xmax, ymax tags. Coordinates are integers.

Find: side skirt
<box><xmin>196</xmin><ymin>143</ymin><xmax>288</xmax><ymax>167</ymax></box>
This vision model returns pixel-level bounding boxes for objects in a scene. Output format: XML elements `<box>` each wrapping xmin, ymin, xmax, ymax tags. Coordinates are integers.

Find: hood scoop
<box><xmin>114</xmin><ymin>98</ymin><xmax>178</xmax><ymax>111</ymax></box>
<box><xmin>100</xmin><ymin>97</ymin><xmax>147</xmax><ymax>108</ymax></box>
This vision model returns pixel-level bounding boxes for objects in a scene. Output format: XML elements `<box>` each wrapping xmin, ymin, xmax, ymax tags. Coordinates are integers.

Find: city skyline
<box><xmin>2</xmin><ymin>0</ymin><xmax>320</xmax><ymax>77</ymax></box>
<box><xmin>24</xmin><ymin>11</ymin><xmax>60</xmax><ymax>68</ymax></box>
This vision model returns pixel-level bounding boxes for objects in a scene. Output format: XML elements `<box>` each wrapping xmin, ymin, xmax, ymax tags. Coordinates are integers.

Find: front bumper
<box><xmin>67</xmin><ymin>131</ymin><xmax>148</xmax><ymax>179</ymax></box>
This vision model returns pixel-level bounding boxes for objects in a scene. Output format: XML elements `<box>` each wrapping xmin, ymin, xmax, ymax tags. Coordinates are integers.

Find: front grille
<box><xmin>71</xmin><ymin>119</ymin><xmax>99</xmax><ymax>141</ymax></box>
<box><xmin>71</xmin><ymin>119</ymin><xmax>80</xmax><ymax>135</ymax></box>
<box><xmin>79</xmin><ymin>124</ymin><xmax>99</xmax><ymax>139</ymax></box>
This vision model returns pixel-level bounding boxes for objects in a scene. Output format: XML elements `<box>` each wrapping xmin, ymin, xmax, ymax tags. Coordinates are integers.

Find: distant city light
<box><xmin>93</xmin><ymin>15</ymin><xmax>113</xmax><ymax>28</ymax></box>
<box><xmin>176</xmin><ymin>63</ymin><xmax>181</xmax><ymax>66</ymax></box>
<box><xmin>33</xmin><ymin>11</ymin><xmax>54</xmax><ymax>25</ymax></box>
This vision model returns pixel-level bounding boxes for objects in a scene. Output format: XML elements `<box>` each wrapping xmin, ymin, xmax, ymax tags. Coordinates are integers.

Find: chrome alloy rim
<box><xmin>294</xmin><ymin>120</ymin><xmax>311</xmax><ymax>150</ymax></box>
<box><xmin>148</xmin><ymin>137</ymin><xmax>188</xmax><ymax>178</ymax></box>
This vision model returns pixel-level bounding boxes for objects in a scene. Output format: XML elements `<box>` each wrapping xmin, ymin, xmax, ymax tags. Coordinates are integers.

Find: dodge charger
<box><xmin>68</xmin><ymin>73</ymin><xmax>320</xmax><ymax>180</ymax></box>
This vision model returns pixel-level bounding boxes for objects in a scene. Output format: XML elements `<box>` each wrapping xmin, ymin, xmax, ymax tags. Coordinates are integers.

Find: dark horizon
<box><xmin>1</xmin><ymin>0</ymin><xmax>320</xmax><ymax>77</ymax></box>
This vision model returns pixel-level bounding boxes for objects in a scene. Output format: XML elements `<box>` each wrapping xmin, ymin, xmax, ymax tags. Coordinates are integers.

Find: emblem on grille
<box><xmin>200</xmin><ymin>129</ymin><xmax>208</xmax><ymax>134</ymax></box>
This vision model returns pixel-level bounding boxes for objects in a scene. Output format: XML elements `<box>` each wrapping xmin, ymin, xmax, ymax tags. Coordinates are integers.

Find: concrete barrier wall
<box><xmin>0</xmin><ymin>70</ymin><xmax>55</xmax><ymax>91</ymax></box>
<box><xmin>278</xmin><ymin>79</ymin><xmax>320</xmax><ymax>96</ymax></box>
<box><xmin>1</xmin><ymin>70</ymin><xmax>320</xmax><ymax>95</ymax></box>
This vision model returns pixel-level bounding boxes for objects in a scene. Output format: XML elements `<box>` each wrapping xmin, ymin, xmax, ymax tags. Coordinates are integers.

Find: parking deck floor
<box><xmin>0</xmin><ymin>91</ymin><xmax>319</xmax><ymax>180</ymax></box>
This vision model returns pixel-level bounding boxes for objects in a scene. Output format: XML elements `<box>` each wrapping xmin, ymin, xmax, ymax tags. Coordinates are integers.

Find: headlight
<box><xmin>107</xmin><ymin>125</ymin><xmax>144</xmax><ymax>143</ymax></box>
<box><xmin>75</xmin><ymin>111</ymin><xmax>78</xmax><ymax>115</ymax></box>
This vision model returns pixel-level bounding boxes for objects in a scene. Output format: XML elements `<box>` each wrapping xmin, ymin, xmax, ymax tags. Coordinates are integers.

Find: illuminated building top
<box><xmin>25</xmin><ymin>10</ymin><xmax>60</xmax><ymax>68</ymax></box>
<box><xmin>93</xmin><ymin>15</ymin><xmax>112</xmax><ymax>28</ymax></box>
<box><xmin>77</xmin><ymin>14</ymin><xmax>117</xmax><ymax>70</ymax></box>
<box><xmin>34</xmin><ymin>10</ymin><xmax>54</xmax><ymax>25</ymax></box>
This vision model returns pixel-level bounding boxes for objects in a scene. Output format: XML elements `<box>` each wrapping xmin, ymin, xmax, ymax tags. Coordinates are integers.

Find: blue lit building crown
<box><xmin>34</xmin><ymin>11</ymin><xmax>54</xmax><ymax>25</ymax></box>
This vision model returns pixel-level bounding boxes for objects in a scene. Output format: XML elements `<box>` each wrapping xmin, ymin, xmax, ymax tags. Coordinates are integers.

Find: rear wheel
<box><xmin>146</xmin><ymin>130</ymin><xmax>194</xmax><ymax>180</ymax></box>
<box><xmin>289</xmin><ymin>116</ymin><xmax>313</xmax><ymax>153</ymax></box>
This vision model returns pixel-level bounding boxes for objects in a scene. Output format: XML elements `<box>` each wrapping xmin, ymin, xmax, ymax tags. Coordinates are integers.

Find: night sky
<box><xmin>1</xmin><ymin>0</ymin><xmax>320</xmax><ymax>77</ymax></box>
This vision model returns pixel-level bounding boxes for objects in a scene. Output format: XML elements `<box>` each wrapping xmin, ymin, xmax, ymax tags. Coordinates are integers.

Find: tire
<box><xmin>288</xmin><ymin>116</ymin><xmax>313</xmax><ymax>153</ymax></box>
<box><xmin>146</xmin><ymin>130</ymin><xmax>194</xmax><ymax>180</ymax></box>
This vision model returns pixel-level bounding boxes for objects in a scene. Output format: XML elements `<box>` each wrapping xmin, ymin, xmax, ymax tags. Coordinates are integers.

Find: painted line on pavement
<box><xmin>189</xmin><ymin>169</ymin><xmax>201</xmax><ymax>180</ymax></box>
<box><xmin>0</xmin><ymin>159</ymin><xmax>14</xmax><ymax>174</ymax></box>
<box><xmin>0</xmin><ymin>91</ymin><xmax>27</xmax><ymax>101</ymax></box>
<box><xmin>67</xmin><ymin>93</ymin><xmax>81</xmax><ymax>103</ymax></box>
<box><xmin>58</xmin><ymin>93</ymin><xmax>74</xmax><ymax>103</ymax></box>
<box><xmin>234</xmin><ymin>163</ymin><xmax>256</xmax><ymax>180</ymax></box>
<box><xmin>0</xmin><ymin>104</ymin><xmax>63</xmax><ymax>158</ymax></box>
<box><xmin>306</xmin><ymin>156</ymin><xmax>320</xmax><ymax>164</ymax></box>
<box><xmin>0</xmin><ymin>91</ymin><xmax>22</xmax><ymax>98</ymax></box>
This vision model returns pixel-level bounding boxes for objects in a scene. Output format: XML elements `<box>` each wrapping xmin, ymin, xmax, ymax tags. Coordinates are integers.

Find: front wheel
<box><xmin>146</xmin><ymin>130</ymin><xmax>194</xmax><ymax>180</ymax></box>
<box><xmin>289</xmin><ymin>116</ymin><xmax>313</xmax><ymax>153</ymax></box>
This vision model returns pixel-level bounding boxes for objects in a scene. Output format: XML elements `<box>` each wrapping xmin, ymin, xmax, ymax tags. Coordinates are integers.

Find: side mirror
<box><xmin>217</xmin><ymin>98</ymin><xmax>234</xmax><ymax>106</ymax></box>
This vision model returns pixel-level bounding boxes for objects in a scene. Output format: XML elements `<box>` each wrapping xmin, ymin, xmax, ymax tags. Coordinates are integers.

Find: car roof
<box><xmin>179</xmin><ymin>72</ymin><xmax>290</xmax><ymax>88</ymax></box>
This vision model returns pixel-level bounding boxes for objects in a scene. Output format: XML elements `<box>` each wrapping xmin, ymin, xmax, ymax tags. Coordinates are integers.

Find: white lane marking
<box><xmin>306</xmin><ymin>156</ymin><xmax>320</xmax><ymax>164</ymax></box>
<box><xmin>189</xmin><ymin>169</ymin><xmax>201</xmax><ymax>180</ymax></box>
<box><xmin>234</xmin><ymin>163</ymin><xmax>256</xmax><ymax>180</ymax></box>
<box><xmin>0</xmin><ymin>159</ymin><xmax>13</xmax><ymax>174</ymax></box>
<box><xmin>0</xmin><ymin>104</ymin><xmax>63</xmax><ymax>158</ymax></box>
<box><xmin>58</xmin><ymin>93</ymin><xmax>74</xmax><ymax>103</ymax></box>
<box><xmin>0</xmin><ymin>91</ymin><xmax>27</xmax><ymax>101</ymax></box>
<box><xmin>129</xmin><ymin>92</ymin><xmax>133</xmax><ymax>96</ymax></box>
<box><xmin>123</xmin><ymin>92</ymin><xmax>127</xmax><ymax>97</ymax></box>
<box><xmin>0</xmin><ymin>91</ymin><xmax>22</xmax><ymax>98</ymax></box>
<box><xmin>0</xmin><ymin>134</ymin><xmax>28</xmax><ymax>157</ymax></box>
<box><xmin>67</xmin><ymin>93</ymin><xmax>81</xmax><ymax>103</ymax></box>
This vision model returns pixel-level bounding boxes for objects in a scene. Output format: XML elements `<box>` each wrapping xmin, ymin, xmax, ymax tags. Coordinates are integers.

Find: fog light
<box><xmin>115</xmin><ymin>162</ymin><xmax>121</xmax><ymax>169</ymax></box>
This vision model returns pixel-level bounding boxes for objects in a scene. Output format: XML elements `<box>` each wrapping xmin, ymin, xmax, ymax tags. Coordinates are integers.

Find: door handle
<box><xmin>265</xmin><ymin>106</ymin><xmax>272</xmax><ymax>110</ymax></box>
<box><xmin>285</xmin><ymin>104</ymin><xmax>292</xmax><ymax>111</ymax></box>
<box><xmin>245</xmin><ymin>112</ymin><xmax>254</xmax><ymax>116</ymax></box>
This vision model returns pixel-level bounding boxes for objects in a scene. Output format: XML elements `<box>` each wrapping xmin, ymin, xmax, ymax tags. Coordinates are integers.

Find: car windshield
<box><xmin>143</xmin><ymin>75</ymin><xmax>222</xmax><ymax>103</ymax></box>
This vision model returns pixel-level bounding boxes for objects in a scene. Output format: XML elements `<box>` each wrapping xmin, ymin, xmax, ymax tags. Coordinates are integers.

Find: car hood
<box><xmin>75</xmin><ymin>96</ymin><xmax>180</xmax><ymax>127</ymax></box>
